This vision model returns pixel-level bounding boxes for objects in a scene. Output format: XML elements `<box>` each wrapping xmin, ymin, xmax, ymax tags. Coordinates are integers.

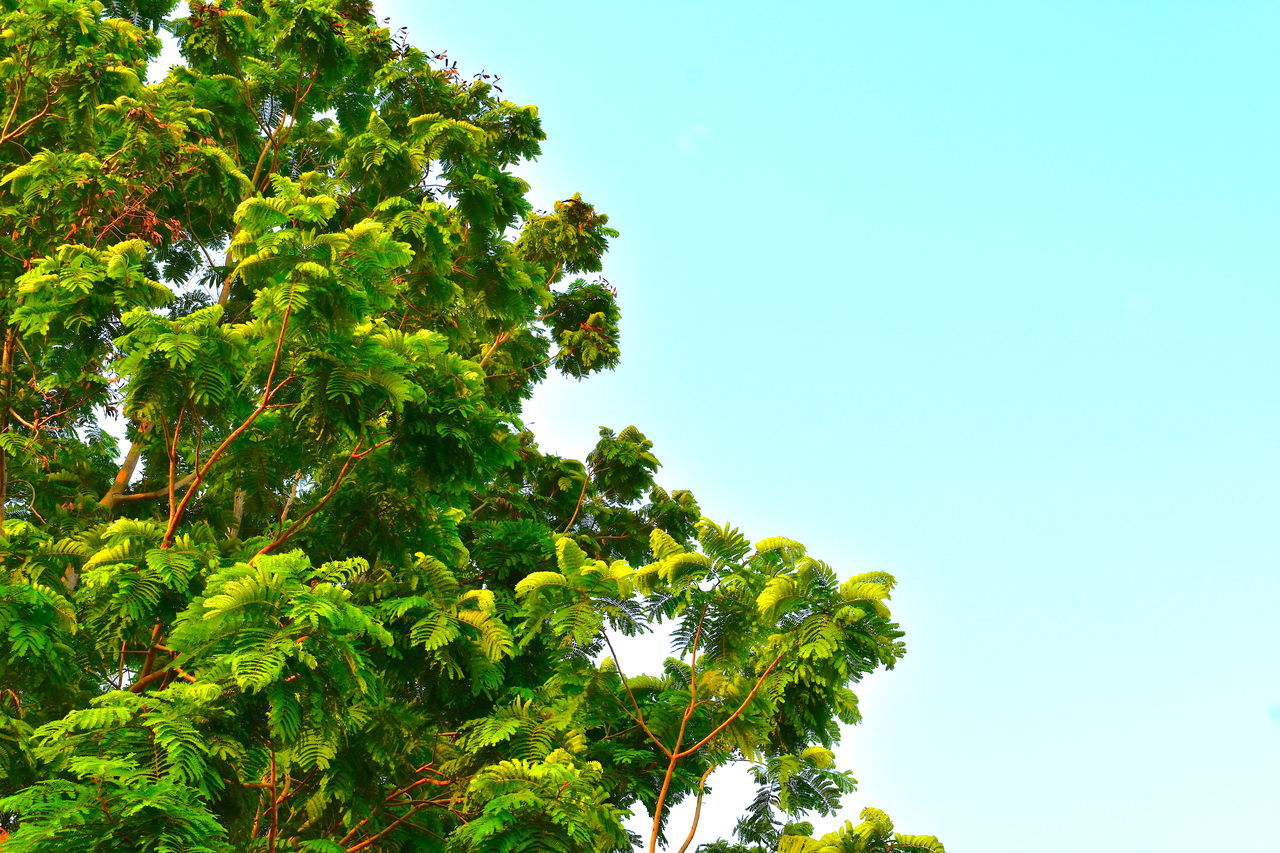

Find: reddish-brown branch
<box><xmin>117</xmin><ymin>639</ymin><xmax>128</xmax><ymax>690</ymax></box>
<box><xmin>389</xmin><ymin>819</ymin><xmax>444</xmax><ymax>842</ymax></box>
<box><xmin>384</xmin><ymin>763</ymin><xmax>453</xmax><ymax>802</ymax></box>
<box><xmin>100</xmin><ymin>422</ymin><xmax>153</xmax><ymax>507</ymax></box>
<box><xmin>678</xmin><ymin>650</ymin><xmax>785</xmax><ymax>759</ymax></box>
<box><xmin>649</xmin><ymin>633</ymin><xmax>785</xmax><ymax>853</ymax></box>
<box><xmin>474</xmin><ymin>264</ymin><xmax>563</xmax><ymax>371</ymax></box>
<box><xmin>337</xmin><ymin>819</ymin><xmax>369</xmax><ymax>846</ymax></box>
<box><xmin>162</xmin><ymin>295</ymin><xmax>295</xmax><ymax>546</ymax></box>
<box><xmin>108</xmin><ymin>473</ymin><xmax>197</xmax><ymax>505</ymax></box>
<box><xmin>346</xmin><ymin>804</ymin><xmax>432</xmax><ymax>853</ymax></box>
<box><xmin>0</xmin><ymin>51</ymin><xmax>31</xmax><ymax>142</ymax></box>
<box><xmin>249</xmin><ymin>110</ymin><xmax>290</xmax><ymax>192</ymax></box>
<box><xmin>0</xmin><ymin>81</ymin><xmax>61</xmax><ymax>145</ymax></box>
<box><xmin>164</xmin><ymin>406</ymin><xmax>186</xmax><ymax>520</ymax></box>
<box><xmin>561</xmin><ymin>470</ymin><xmax>592</xmax><ymax>534</ymax></box>
<box><xmin>136</xmin><ymin>622</ymin><xmax>164</xmax><ymax>682</ymax></box>
<box><xmin>600</xmin><ymin>631</ymin><xmax>671</xmax><ymax>758</ymax></box>
<box><xmin>676</xmin><ymin>765</ymin><xmax>717</xmax><ymax>853</ymax></box>
<box><xmin>26</xmin><ymin>382</ymin><xmax>106</xmax><ymax>433</ymax></box>
<box><xmin>386</xmin><ymin>775</ymin><xmax>452</xmax><ymax>802</ymax></box>
<box><xmin>250</xmin><ymin>787</ymin><xmax>264</xmax><ymax>839</ymax></box>
<box><xmin>648</xmin><ymin>605</ymin><xmax>709</xmax><ymax>853</ymax></box>
<box><xmin>127</xmin><ymin>660</ymin><xmax>181</xmax><ymax>693</ymax></box>
<box><xmin>91</xmin><ymin>184</ymin><xmax>168</xmax><ymax>246</ymax></box>
<box><xmin>685</xmin><ymin>604</ymin><xmax>709</xmax><ymax>715</ymax></box>
<box><xmin>268</xmin><ymin>750</ymin><xmax>279</xmax><ymax>853</ymax></box>
<box><xmin>0</xmin><ymin>329</ymin><xmax>14</xmax><ymax>524</ymax></box>
<box><xmin>253</xmin><ymin>437</ymin><xmax>392</xmax><ymax>559</ymax></box>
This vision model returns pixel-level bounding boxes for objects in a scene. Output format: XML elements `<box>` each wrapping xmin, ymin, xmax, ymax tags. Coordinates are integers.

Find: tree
<box><xmin>0</xmin><ymin>0</ymin><xmax>945</xmax><ymax>850</ymax></box>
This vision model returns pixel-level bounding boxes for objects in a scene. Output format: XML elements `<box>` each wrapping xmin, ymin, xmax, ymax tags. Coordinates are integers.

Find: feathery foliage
<box><xmin>0</xmin><ymin>0</ymin><xmax>943</xmax><ymax>849</ymax></box>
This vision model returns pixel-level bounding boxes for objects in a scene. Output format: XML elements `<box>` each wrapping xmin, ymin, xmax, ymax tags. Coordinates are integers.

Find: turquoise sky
<box><xmin>391</xmin><ymin>2</ymin><xmax>1280</xmax><ymax>849</ymax></box>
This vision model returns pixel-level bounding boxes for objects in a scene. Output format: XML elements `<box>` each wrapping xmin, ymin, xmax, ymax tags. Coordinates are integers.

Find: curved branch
<box><xmin>110</xmin><ymin>472</ymin><xmax>197</xmax><ymax>505</ymax></box>
<box><xmin>560</xmin><ymin>470</ymin><xmax>591</xmax><ymax>533</ymax></box>
<box><xmin>676</xmin><ymin>765</ymin><xmax>717</xmax><ymax>853</ymax></box>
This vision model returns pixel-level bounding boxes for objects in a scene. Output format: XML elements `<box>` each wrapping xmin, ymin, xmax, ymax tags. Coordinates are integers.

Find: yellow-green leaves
<box><xmin>514</xmin><ymin>570</ymin><xmax>568</xmax><ymax>596</ymax></box>
<box><xmin>451</xmin><ymin>751</ymin><xmax>631</xmax><ymax>852</ymax></box>
<box><xmin>0</xmin><ymin>1</ymin><xmax>939</xmax><ymax>850</ymax></box>
<box><xmin>758</xmin><ymin>574</ymin><xmax>800</xmax><ymax>620</ymax></box>
<box><xmin>12</xmin><ymin>241</ymin><xmax>172</xmax><ymax>336</ymax></box>
<box><xmin>838</xmin><ymin>572</ymin><xmax>896</xmax><ymax>619</ymax></box>
<box><xmin>801</xmin><ymin>745</ymin><xmax>836</xmax><ymax>769</ymax></box>
<box><xmin>777</xmin><ymin>806</ymin><xmax>947</xmax><ymax>853</ymax></box>
<box><xmin>514</xmin><ymin>536</ymin><xmax>639</xmax><ymax>647</ymax></box>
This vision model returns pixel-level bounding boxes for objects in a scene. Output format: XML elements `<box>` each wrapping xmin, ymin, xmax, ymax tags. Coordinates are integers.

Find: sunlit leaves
<box><xmin>449</xmin><ymin>751</ymin><xmax>631</xmax><ymax>853</ymax></box>
<box><xmin>775</xmin><ymin>807</ymin><xmax>947</xmax><ymax>853</ymax></box>
<box><xmin>0</xmin><ymin>0</ymin><xmax>940</xmax><ymax>850</ymax></box>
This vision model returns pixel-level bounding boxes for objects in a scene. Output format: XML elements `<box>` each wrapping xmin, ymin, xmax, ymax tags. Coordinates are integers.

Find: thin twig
<box><xmin>346</xmin><ymin>804</ymin><xmax>431</xmax><ymax>853</ymax></box>
<box><xmin>561</xmin><ymin>469</ymin><xmax>592</xmax><ymax>534</ymax></box>
<box><xmin>601</xmin><ymin>631</ymin><xmax>672</xmax><ymax>758</ymax></box>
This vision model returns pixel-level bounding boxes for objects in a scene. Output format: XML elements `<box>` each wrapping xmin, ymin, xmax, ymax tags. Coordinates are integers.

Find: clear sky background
<box><xmin>386</xmin><ymin>2</ymin><xmax>1280</xmax><ymax>850</ymax></box>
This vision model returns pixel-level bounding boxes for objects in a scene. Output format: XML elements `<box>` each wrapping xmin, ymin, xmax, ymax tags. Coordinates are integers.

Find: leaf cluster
<box><xmin>0</xmin><ymin>1</ymin><xmax>945</xmax><ymax>851</ymax></box>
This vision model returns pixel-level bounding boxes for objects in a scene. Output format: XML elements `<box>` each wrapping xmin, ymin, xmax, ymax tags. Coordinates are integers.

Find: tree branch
<box><xmin>346</xmin><ymin>803</ymin><xmax>432</xmax><ymax>853</ymax></box>
<box><xmin>253</xmin><ymin>437</ymin><xmax>391</xmax><ymax>558</ymax></box>
<box><xmin>127</xmin><ymin>654</ymin><xmax>195</xmax><ymax>693</ymax></box>
<box><xmin>100</xmin><ymin>422</ymin><xmax>154</xmax><ymax>508</ymax></box>
<box><xmin>0</xmin><ymin>329</ymin><xmax>14</xmax><ymax>525</ymax></box>
<box><xmin>476</xmin><ymin>330</ymin><xmax>510</xmax><ymax>368</ymax></box>
<box><xmin>678</xmin><ymin>650</ymin><xmax>785</xmax><ymax>759</ymax></box>
<box><xmin>162</xmin><ymin>292</ymin><xmax>296</xmax><ymax>546</ymax></box>
<box><xmin>560</xmin><ymin>468</ymin><xmax>593</xmax><ymax>534</ymax></box>
<box><xmin>676</xmin><ymin>765</ymin><xmax>716</xmax><ymax>853</ymax></box>
<box><xmin>136</xmin><ymin>622</ymin><xmax>163</xmax><ymax>683</ymax></box>
<box><xmin>268</xmin><ymin>749</ymin><xmax>278</xmax><ymax>853</ymax></box>
<box><xmin>0</xmin><ymin>80</ymin><xmax>61</xmax><ymax>146</ymax></box>
<box><xmin>601</xmin><ymin>630</ymin><xmax>672</xmax><ymax>758</ymax></box>
<box><xmin>648</xmin><ymin>604</ymin><xmax>708</xmax><ymax>853</ymax></box>
<box><xmin>483</xmin><ymin>351</ymin><xmax>557</xmax><ymax>380</ymax></box>
<box><xmin>109</xmin><ymin>472</ymin><xmax>197</xmax><ymax>505</ymax></box>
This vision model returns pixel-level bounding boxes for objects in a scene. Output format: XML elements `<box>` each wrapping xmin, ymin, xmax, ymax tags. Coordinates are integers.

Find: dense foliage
<box><xmin>0</xmin><ymin>0</ymin><xmax>945</xmax><ymax>850</ymax></box>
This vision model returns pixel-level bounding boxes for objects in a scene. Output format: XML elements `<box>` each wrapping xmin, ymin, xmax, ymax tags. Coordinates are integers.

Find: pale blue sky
<box><xmin>391</xmin><ymin>2</ymin><xmax>1280</xmax><ymax>849</ymax></box>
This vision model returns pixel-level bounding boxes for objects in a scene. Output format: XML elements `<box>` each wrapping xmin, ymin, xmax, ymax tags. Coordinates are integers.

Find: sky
<box><xmin>383</xmin><ymin>2</ymin><xmax>1280</xmax><ymax>850</ymax></box>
